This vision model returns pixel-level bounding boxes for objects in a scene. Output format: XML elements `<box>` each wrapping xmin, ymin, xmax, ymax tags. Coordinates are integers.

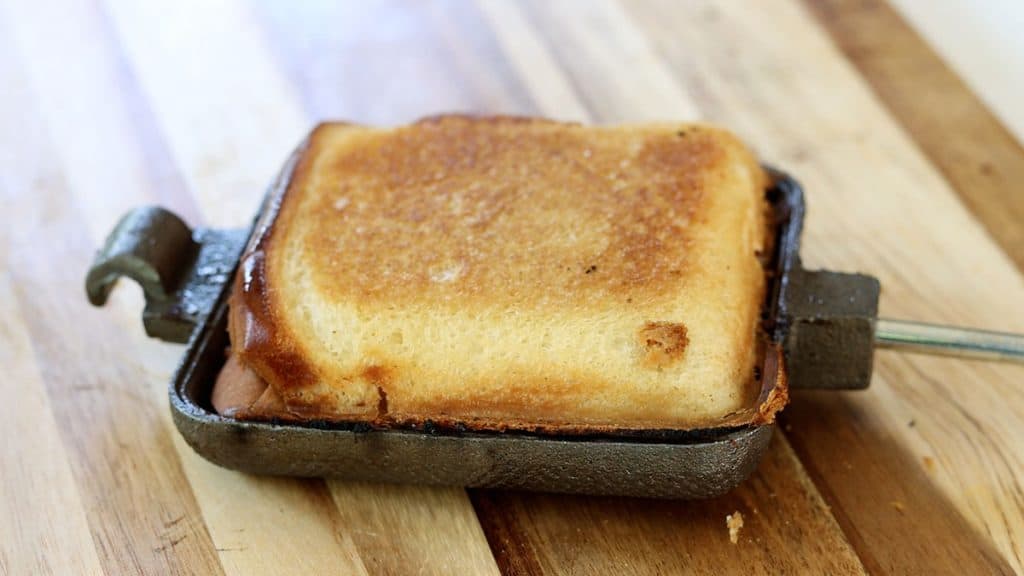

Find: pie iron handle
<box><xmin>85</xmin><ymin>206</ymin><xmax>248</xmax><ymax>343</ymax></box>
<box><xmin>781</xmin><ymin>265</ymin><xmax>1024</xmax><ymax>390</ymax></box>
<box><xmin>781</xmin><ymin>266</ymin><xmax>881</xmax><ymax>390</ymax></box>
<box><xmin>873</xmin><ymin>319</ymin><xmax>1024</xmax><ymax>364</ymax></box>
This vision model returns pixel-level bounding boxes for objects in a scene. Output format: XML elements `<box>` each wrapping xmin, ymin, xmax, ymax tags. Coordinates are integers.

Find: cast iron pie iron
<box><xmin>85</xmin><ymin>150</ymin><xmax>1024</xmax><ymax>498</ymax></box>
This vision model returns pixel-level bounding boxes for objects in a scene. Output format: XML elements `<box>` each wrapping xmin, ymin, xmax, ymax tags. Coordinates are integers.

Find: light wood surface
<box><xmin>807</xmin><ymin>0</ymin><xmax>1024</xmax><ymax>279</ymax></box>
<box><xmin>1</xmin><ymin>0</ymin><xmax>1022</xmax><ymax>574</ymax></box>
<box><xmin>887</xmin><ymin>0</ymin><xmax>1024</xmax><ymax>144</ymax></box>
<box><xmin>472</xmin><ymin>435</ymin><xmax>866</xmax><ymax>575</ymax></box>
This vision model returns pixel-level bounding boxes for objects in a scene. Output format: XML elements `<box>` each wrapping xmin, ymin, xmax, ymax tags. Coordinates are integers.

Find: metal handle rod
<box><xmin>874</xmin><ymin>319</ymin><xmax>1024</xmax><ymax>364</ymax></box>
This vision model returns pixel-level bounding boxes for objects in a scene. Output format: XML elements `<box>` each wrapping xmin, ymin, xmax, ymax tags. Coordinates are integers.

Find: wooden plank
<box><xmin>0</xmin><ymin>270</ymin><xmax>104</xmax><ymax>575</ymax></box>
<box><xmin>329</xmin><ymin>483</ymin><xmax>500</xmax><ymax>576</ymax></box>
<box><xmin>425</xmin><ymin>0</ymin><xmax>538</xmax><ymax>115</ymax></box>
<box><xmin>251</xmin><ymin>0</ymin><xmax>532</xmax><ymax>123</ymax></box>
<box><xmin>470</xmin><ymin>1</ymin><xmax>867</xmax><ymax>573</ymax></box>
<box><xmin>473</xmin><ymin>435</ymin><xmax>864</xmax><ymax>575</ymax></box>
<box><xmin>511</xmin><ymin>0</ymin><xmax>698</xmax><ymax>122</ymax></box>
<box><xmin>473</xmin><ymin>0</ymin><xmax>588</xmax><ymax>122</ymax></box>
<box><xmin>804</xmin><ymin>0</ymin><xmax>1024</xmax><ymax>274</ymax></box>
<box><xmin>796</xmin><ymin>1</ymin><xmax>1024</xmax><ymax>569</ymax></box>
<box><xmin>102</xmin><ymin>1</ymin><xmax>499</xmax><ymax>573</ymax></box>
<box><xmin>100</xmin><ymin>0</ymin><xmax>308</xmax><ymax>228</ymax></box>
<box><xmin>887</xmin><ymin>0</ymin><xmax>1024</xmax><ymax>144</ymax></box>
<box><xmin>2</xmin><ymin>0</ymin><xmax>371</xmax><ymax>573</ymax></box>
<box><xmin>0</xmin><ymin>21</ymin><xmax>225</xmax><ymax>576</ymax></box>
<box><xmin>782</xmin><ymin>383</ymin><xmax>1015</xmax><ymax>574</ymax></box>
<box><xmin>5</xmin><ymin>0</ymin><xmax>1021</xmax><ymax>572</ymax></box>
<box><xmin>178</xmin><ymin>465</ymin><xmax>368</xmax><ymax>576</ymax></box>
<box><xmin>252</xmin><ymin>0</ymin><xmax>473</xmax><ymax>124</ymax></box>
<box><xmin>622</xmin><ymin>0</ymin><xmax>1023</xmax><ymax>571</ymax></box>
<box><xmin>0</xmin><ymin>0</ymin><xmax>201</xmax><ymax>237</ymax></box>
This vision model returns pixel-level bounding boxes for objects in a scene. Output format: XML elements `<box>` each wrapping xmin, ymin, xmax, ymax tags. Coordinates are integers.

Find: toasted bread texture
<box><xmin>227</xmin><ymin>115</ymin><xmax>772</xmax><ymax>431</ymax></box>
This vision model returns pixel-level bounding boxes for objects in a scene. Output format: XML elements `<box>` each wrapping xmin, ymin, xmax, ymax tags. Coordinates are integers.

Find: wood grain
<box><xmin>0</xmin><ymin>5</ymin><xmax>228</xmax><ymax>574</ymax></box>
<box><xmin>252</xmin><ymin>0</ymin><xmax>533</xmax><ymax>122</ymax></box>
<box><xmin>511</xmin><ymin>0</ymin><xmax>699</xmax><ymax>122</ymax></box>
<box><xmin>0</xmin><ymin>0</ymin><xmax>370</xmax><ymax>573</ymax></box>
<box><xmin>623</xmin><ymin>0</ymin><xmax>1023</xmax><ymax>571</ymax></box>
<box><xmin>0</xmin><ymin>10</ymin><xmax>106</xmax><ymax>575</ymax></box>
<box><xmin>101</xmin><ymin>1</ymin><xmax>499</xmax><ymax>574</ymax></box>
<box><xmin>473</xmin><ymin>435</ymin><xmax>865</xmax><ymax>575</ymax></box>
<box><xmin>805</xmin><ymin>0</ymin><xmax>1024</xmax><ymax>275</ymax></box>
<box><xmin>782</xmin><ymin>387</ymin><xmax>1014</xmax><ymax>574</ymax></box>
<box><xmin>472</xmin><ymin>1</ymin><xmax>868</xmax><ymax>573</ymax></box>
<box><xmin>0</xmin><ymin>270</ymin><xmax>104</xmax><ymax>576</ymax></box>
<box><xmin>469</xmin><ymin>0</ymin><xmax>588</xmax><ymax>122</ymax></box>
<box><xmin>886</xmin><ymin>0</ymin><xmax>1024</xmax><ymax>145</ymax></box>
<box><xmin>797</xmin><ymin>1</ymin><xmax>1024</xmax><ymax>570</ymax></box>
<box><xmin>329</xmin><ymin>483</ymin><xmax>500</xmax><ymax>576</ymax></box>
<box><xmin>3</xmin><ymin>0</ymin><xmax>1024</xmax><ymax>573</ymax></box>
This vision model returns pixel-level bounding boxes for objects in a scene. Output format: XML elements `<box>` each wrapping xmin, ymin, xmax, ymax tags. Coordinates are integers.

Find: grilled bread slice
<box><xmin>223</xmin><ymin>115</ymin><xmax>776</xmax><ymax>432</ymax></box>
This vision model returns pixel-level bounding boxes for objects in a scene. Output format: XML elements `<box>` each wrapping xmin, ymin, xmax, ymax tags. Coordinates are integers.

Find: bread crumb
<box><xmin>890</xmin><ymin>501</ymin><xmax>906</xmax><ymax>514</ymax></box>
<box><xmin>922</xmin><ymin>456</ymin><xmax>936</xmax><ymax>473</ymax></box>
<box><xmin>726</xmin><ymin>511</ymin><xmax>744</xmax><ymax>544</ymax></box>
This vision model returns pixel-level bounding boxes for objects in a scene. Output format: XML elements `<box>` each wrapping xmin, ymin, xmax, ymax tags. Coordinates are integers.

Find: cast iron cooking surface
<box><xmin>160</xmin><ymin>167</ymin><xmax>809</xmax><ymax>498</ymax></box>
<box><xmin>89</xmin><ymin>147</ymin><xmax>881</xmax><ymax>497</ymax></box>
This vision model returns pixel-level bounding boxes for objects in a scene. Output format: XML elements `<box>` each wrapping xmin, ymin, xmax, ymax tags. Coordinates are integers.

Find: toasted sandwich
<box><xmin>214</xmin><ymin>115</ymin><xmax>782</xmax><ymax>433</ymax></box>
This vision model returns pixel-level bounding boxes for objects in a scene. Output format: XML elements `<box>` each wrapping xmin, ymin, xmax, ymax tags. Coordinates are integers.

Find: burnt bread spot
<box><xmin>362</xmin><ymin>364</ymin><xmax>392</xmax><ymax>419</ymax></box>
<box><xmin>638</xmin><ymin>321</ymin><xmax>689</xmax><ymax>368</ymax></box>
<box><xmin>376</xmin><ymin>386</ymin><xmax>389</xmax><ymax>419</ymax></box>
<box><xmin>361</xmin><ymin>364</ymin><xmax>392</xmax><ymax>385</ymax></box>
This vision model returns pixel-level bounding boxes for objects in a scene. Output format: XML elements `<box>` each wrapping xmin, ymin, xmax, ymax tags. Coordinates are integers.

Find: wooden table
<box><xmin>3</xmin><ymin>1</ymin><xmax>1022</xmax><ymax>574</ymax></box>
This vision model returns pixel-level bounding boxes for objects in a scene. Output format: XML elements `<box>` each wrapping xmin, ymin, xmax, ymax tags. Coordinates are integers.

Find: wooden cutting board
<box><xmin>1</xmin><ymin>0</ymin><xmax>1022</xmax><ymax>574</ymax></box>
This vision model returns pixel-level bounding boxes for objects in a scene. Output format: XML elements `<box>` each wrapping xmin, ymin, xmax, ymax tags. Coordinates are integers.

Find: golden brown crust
<box><xmin>211</xmin><ymin>345</ymin><xmax>786</xmax><ymax>433</ymax></box>
<box><xmin>302</xmin><ymin>118</ymin><xmax>716</xmax><ymax>307</ymax></box>
<box><xmin>225</xmin><ymin>115</ymin><xmax>780</xmax><ymax>433</ymax></box>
